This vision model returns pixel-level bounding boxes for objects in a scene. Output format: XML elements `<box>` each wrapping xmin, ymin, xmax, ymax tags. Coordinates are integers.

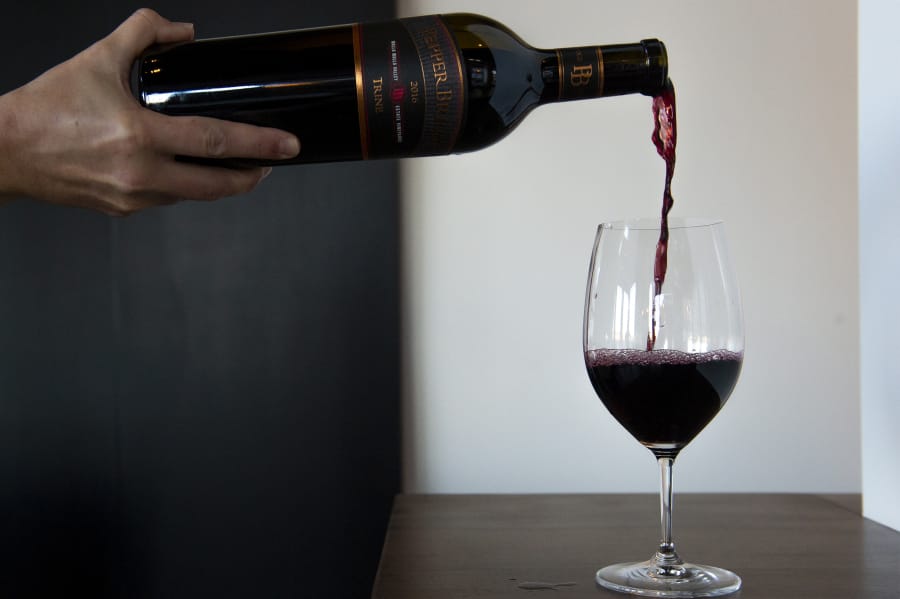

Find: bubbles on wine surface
<box><xmin>585</xmin><ymin>348</ymin><xmax>744</xmax><ymax>368</ymax></box>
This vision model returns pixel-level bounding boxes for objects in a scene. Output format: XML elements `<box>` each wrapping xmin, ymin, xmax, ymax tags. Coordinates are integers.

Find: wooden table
<box><xmin>371</xmin><ymin>494</ymin><xmax>900</xmax><ymax>598</ymax></box>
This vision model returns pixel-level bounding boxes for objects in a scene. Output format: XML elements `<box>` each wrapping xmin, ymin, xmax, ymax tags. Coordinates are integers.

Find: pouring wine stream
<box><xmin>648</xmin><ymin>79</ymin><xmax>677</xmax><ymax>351</ymax></box>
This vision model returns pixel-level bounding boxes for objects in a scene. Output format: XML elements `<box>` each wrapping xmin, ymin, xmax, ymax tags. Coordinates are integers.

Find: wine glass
<box><xmin>583</xmin><ymin>217</ymin><xmax>743</xmax><ymax>597</ymax></box>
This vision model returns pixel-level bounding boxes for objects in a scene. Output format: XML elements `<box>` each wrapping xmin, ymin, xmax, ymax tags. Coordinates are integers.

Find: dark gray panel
<box><xmin>0</xmin><ymin>202</ymin><xmax>119</xmax><ymax>596</ymax></box>
<box><xmin>0</xmin><ymin>2</ymin><xmax>399</xmax><ymax>597</ymax></box>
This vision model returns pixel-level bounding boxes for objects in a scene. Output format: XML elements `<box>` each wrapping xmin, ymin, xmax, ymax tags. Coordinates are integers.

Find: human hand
<box><xmin>0</xmin><ymin>9</ymin><xmax>300</xmax><ymax>215</ymax></box>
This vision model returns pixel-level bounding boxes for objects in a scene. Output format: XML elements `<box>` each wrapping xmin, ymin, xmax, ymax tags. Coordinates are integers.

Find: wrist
<box><xmin>0</xmin><ymin>89</ymin><xmax>27</xmax><ymax>202</ymax></box>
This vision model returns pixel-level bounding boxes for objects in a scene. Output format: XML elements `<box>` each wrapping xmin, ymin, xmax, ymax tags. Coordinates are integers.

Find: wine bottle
<box><xmin>137</xmin><ymin>13</ymin><xmax>667</xmax><ymax>165</ymax></box>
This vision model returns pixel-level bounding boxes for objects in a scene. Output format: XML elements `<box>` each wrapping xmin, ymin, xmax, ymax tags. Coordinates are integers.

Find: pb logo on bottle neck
<box><xmin>570</xmin><ymin>64</ymin><xmax>593</xmax><ymax>87</ymax></box>
<box><xmin>559</xmin><ymin>47</ymin><xmax>604</xmax><ymax>99</ymax></box>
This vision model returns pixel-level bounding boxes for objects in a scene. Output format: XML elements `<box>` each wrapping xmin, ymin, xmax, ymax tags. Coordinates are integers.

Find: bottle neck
<box><xmin>539</xmin><ymin>39</ymin><xmax>668</xmax><ymax>103</ymax></box>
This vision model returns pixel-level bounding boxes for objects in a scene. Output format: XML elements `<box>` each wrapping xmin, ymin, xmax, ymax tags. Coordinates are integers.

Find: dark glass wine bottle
<box><xmin>137</xmin><ymin>13</ymin><xmax>667</xmax><ymax>165</ymax></box>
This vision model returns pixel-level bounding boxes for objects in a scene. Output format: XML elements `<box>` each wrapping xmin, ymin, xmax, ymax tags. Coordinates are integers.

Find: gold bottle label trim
<box><xmin>352</xmin><ymin>24</ymin><xmax>369</xmax><ymax>159</ymax></box>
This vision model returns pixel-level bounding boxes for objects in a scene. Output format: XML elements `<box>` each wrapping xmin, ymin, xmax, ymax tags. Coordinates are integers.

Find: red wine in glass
<box><xmin>585</xmin><ymin>348</ymin><xmax>742</xmax><ymax>458</ymax></box>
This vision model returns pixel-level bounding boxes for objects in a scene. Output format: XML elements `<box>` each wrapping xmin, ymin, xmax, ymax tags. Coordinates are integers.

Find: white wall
<box><xmin>859</xmin><ymin>0</ymin><xmax>900</xmax><ymax>532</ymax></box>
<box><xmin>400</xmin><ymin>0</ymin><xmax>860</xmax><ymax>493</ymax></box>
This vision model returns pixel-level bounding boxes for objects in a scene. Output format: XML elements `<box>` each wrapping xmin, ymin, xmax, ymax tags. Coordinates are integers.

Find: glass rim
<box><xmin>599</xmin><ymin>217</ymin><xmax>723</xmax><ymax>231</ymax></box>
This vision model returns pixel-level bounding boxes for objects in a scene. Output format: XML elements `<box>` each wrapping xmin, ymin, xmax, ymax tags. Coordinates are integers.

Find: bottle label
<box><xmin>354</xmin><ymin>15</ymin><xmax>466</xmax><ymax>159</ymax></box>
<box><xmin>557</xmin><ymin>46</ymin><xmax>605</xmax><ymax>100</ymax></box>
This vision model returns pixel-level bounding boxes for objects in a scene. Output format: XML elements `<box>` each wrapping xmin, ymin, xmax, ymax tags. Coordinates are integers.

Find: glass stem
<box><xmin>653</xmin><ymin>456</ymin><xmax>685</xmax><ymax>576</ymax></box>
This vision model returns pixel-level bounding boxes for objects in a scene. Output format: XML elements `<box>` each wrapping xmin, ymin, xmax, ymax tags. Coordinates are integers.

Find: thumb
<box><xmin>105</xmin><ymin>8</ymin><xmax>194</xmax><ymax>66</ymax></box>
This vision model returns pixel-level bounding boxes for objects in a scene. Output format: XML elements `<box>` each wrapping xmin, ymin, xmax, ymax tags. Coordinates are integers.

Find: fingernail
<box><xmin>261</xmin><ymin>167</ymin><xmax>273</xmax><ymax>180</ymax></box>
<box><xmin>278</xmin><ymin>136</ymin><xmax>300</xmax><ymax>158</ymax></box>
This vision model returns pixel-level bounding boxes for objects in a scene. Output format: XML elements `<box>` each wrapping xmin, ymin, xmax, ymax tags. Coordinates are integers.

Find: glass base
<box><xmin>596</xmin><ymin>560</ymin><xmax>741</xmax><ymax>597</ymax></box>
